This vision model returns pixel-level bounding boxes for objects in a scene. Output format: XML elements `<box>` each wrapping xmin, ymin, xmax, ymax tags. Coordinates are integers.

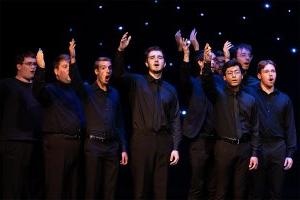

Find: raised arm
<box><xmin>189</xmin><ymin>28</ymin><xmax>199</xmax><ymax>51</ymax></box>
<box><xmin>201</xmin><ymin>43</ymin><xmax>218</xmax><ymax>104</ymax></box>
<box><xmin>113</xmin><ymin>32</ymin><xmax>132</xmax><ymax>79</ymax></box>
<box><xmin>68</xmin><ymin>38</ymin><xmax>88</xmax><ymax>99</ymax></box>
<box><xmin>223</xmin><ymin>40</ymin><xmax>234</xmax><ymax>62</ymax></box>
<box><xmin>33</xmin><ymin>48</ymin><xmax>52</xmax><ymax>105</ymax></box>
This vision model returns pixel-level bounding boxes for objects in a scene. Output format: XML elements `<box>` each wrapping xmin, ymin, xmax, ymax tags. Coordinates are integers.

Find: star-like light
<box><xmin>181</xmin><ymin>110</ymin><xmax>187</xmax><ymax>115</ymax></box>
<box><xmin>117</xmin><ymin>26</ymin><xmax>123</xmax><ymax>31</ymax></box>
<box><xmin>290</xmin><ymin>48</ymin><xmax>297</xmax><ymax>54</ymax></box>
<box><xmin>264</xmin><ymin>3</ymin><xmax>271</xmax><ymax>9</ymax></box>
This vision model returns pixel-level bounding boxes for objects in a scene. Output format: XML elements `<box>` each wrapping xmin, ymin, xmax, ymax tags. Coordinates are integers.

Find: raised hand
<box><xmin>180</xmin><ymin>37</ymin><xmax>191</xmax><ymax>62</ymax></box>
<box><xmin>175</xmin><ymin>29</ymin><xmax>183</xmax><ymax>51</ymax></box>
<box><xmin>204</xmin><ymin>43</ymin><xmax>212</xmax><ymax>63</ymax></box>
<box><xmin>69</xmin><ymin>38</ymin><xmax>76</xmax><ymax>64</ymax></box>
<box><xmin>118</xmin><ymin>32</ymin><xmax>131</xmax><ymax>51</ymax></box>
<box><xmin>36</xmin><ymin>48</ymin><xmax>45</xmax><ymax>68</ymax></box>
<box><xmin>189</xmin><ymin>28</ymin><xmax>199</xmax><ymax>51</ymax></box>
<box><xmin>223</xmin><ymin>40</ymin><xmax>233</xmax><ymax>62</ymax></box>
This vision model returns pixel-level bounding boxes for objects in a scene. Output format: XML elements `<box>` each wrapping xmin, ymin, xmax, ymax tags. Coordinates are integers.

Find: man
<box><xmin>69</xmin><ymin>39</ymin><xmax>128</xmax><ymax>200</ymax></box>
<box><xmin>178</xmin><ymin>37</ymin><xmax>215</xmax><ymax>199</ymax></box>
<box><xmin>34</xmin><ymin>46</ymin><xmax>85</xmax><ymax>199</ymax></box>
<box><xmin>202</xmin><ymin>47</ymin><xmax>260</xmax><ymax>199</ymax></box>
<box><xmin>114</xmin><ymin>32</ymin><xmax>181</xmax><ymax>199</ymax></box>
<box><xmin>245</xmin><ymin>60</ymin><xmax>297</xmax><ymax>199</ymax></box>
<box><xmin>232</xmin><ymin>43</ymin><xmax>260</xmax><ymax>87</ymax></box>
<box><xmin>0</xmin><ymin>51</ymin><xmax>43</xmax><ymax>199</ymax></box>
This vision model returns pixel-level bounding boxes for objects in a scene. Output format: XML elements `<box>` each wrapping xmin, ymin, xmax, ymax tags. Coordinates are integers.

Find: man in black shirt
<box><xmin>0</xmin><ymin>51</ymin><xmax>43</xmax><ymax>199</ymax></box>
<box><xmin>245</xmin><ymin>60</ymin><xmax>297</xmax><ymax>199</ymax></box>
<box><xmin>34</xmin><ymin>46</ymin><xmax>85</xmax><ymax>199</ymax></box>
<box><xmin>202</xmin><ymin>46</ymin><xmax>259</xmax><ymax>199</ymax></box>
<box><xmin>177</xmin><ymin>37</ymin><xmax>215</xmax><ymax>199</ymax></box>
<box><xmin>69</xmin><ymin>39</ymin><xmax>128</xmax><ymax>200</ymax></box>
<box><xmin>114</xmin><ymin>32</ymin><xmax>181</xmax><ymax>199</ymax></box>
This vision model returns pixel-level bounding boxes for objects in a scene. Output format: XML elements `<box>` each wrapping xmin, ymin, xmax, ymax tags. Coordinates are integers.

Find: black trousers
<box><xmin>84</xmin><ymin>139</ymin><xmax>119</xmax><ymax>200</ymax></box>
<box><xmin>214</xmin><ymin>140</ymin><xmax>251</xmax><ymax>200</ymax></box>
<box><xmin>44</xmin><ymin>134</ymin><xmax>81</xmax><ymax>199</ymax></box>
<box><xmin>251</xmin><ymin>140</ymin><xmax>286</xmax><ymax>200</ymax></box>
<box><xmin>188</xmin><ymin>137</ymin><xmax>215</xmax><ymax>200</ymax></box>
<box><xmin>0</xmin><ymin>140</ymin><xmax>44</xmax><ymax>199</ymax></box>
<box><xmin>130</xmin><ymin>133</ymin><xmax>173</xmax><ymax>200</ymax></box>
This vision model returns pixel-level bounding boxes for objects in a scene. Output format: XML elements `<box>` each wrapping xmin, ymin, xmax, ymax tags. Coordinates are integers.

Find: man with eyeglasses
<box><xmin>0</xmin><ymin>51</ymin><xmax>43</xmax><ymax>199</ymax></box>
<box><xmin>202</xmin><ymin>46</ymin><xmax>260</xmax><ymax>199</ymax></box>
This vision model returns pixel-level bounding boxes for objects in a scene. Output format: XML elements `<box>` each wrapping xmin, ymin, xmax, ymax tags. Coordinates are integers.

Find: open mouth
<box><xmin>105</xmin><ymin>75</ymin><xmax>110</xmax><ymax>81</ymax></box>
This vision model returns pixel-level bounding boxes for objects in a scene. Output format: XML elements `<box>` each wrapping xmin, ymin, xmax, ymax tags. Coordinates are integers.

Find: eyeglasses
<box><xmin>226</xmin><ymin>70</ymin><xmax>241</xmax><ymax>76</ymax></box>
<box><xmin>23</xmin><ymin>62</ymin><xmax>37</xmax><ymax>67</ymax></box>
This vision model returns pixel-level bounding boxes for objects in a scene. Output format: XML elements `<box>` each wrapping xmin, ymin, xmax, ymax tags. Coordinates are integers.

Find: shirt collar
<box><xmin>92</xmin><ymin>81</ymin><xmax>110</xmax><ymax>93</ymax></box>
<box><xmin>146</xmin><ymin>74</ymin><xmax>162</xmax><ymax>84</ymax></box>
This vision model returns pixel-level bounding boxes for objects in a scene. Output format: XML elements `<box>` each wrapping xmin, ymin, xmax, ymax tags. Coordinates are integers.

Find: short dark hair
<box><xmin>233</xmin><ymin>43</ymin><xmax>253</xmax><ymax>58</ymax></box>
<box><xmin>53</xmin><ymin>54</ymin><xmax>70</xmax><ymax>69</ymax></box>
<box><xmin>222</xmin><ymin>59</ymin><xmax>243</xmax><ymax>75</ymax></box>
<box><xmin>215</xmin><ymin>50</ymin><xmax>224</xmax><ymax>57</ymax></box>
<box><xmin>257</xmin><ymin>59</ymin><xmax>276</xmax><ymax>74</ymax></box>
<box><xmin>144</xmin><ymin>46</ymin><xmax>164</xmax><ymax>61</ymax></box>
<box><xmin>94</xmin><ymin>57</ymin><xmax>112</xmax><ymax>69</ymax></box>
<box><xmin>16</xmin><ymin>51</ymin><xmax>35</xmax><ymax>65</ymax></box>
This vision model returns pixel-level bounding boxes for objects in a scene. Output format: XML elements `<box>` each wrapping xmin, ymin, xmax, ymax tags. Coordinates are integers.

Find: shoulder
<box><xmin>241</xmin><ymin>90</ymin><xmax>256</xmax><ymax>103</ymax></box>
<box><xmin>162</xmin><ymin>80</ymin><xmax>178</xmax><ymax>95</ymax></box>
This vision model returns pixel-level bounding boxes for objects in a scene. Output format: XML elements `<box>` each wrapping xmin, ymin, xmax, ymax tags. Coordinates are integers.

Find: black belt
<box><xmin>44</xmin><ymin>132</ymin><xmax>81</xmax><ymax>140</ymax></box>
<box><xmin>219</xmin><ymin>136</ymin><xmax>249</xmax><ymax>145</ymax></box>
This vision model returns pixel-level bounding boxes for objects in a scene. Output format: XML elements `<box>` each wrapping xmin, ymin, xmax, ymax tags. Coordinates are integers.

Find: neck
<box><xmin>148</xmin><ymin>71</ymin><xmax>162</xmax><ymax>79</ymax></box>
<box><xmin>260</xmin><ymin>82</ymin><xmax>274</xmax><ymax>94</ymax></box>
<box><xmin>96</xmin><ymin>79</ymin><xmax>108</xmax><ymax>91</ymax></box>
<box><xmin>15</xmin><ymin>75</ymin><xmax>32</xmax><ymax>83</ymax></box>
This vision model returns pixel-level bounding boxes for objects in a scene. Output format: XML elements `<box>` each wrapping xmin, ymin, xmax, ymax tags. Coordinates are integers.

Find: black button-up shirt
<box><xmin>244</xmin><ymin>85</ymin><xmax>297</xmax><ymax>157</ymax></box>
<box><xmin>179</xmin><ymin>61</ymin><xmax>214</xmax><ymax>139</ymax></box>
<box><xmin>113</xmin><ymin>51</ymin><xmax>181</xmax><ymax>150</ymax></box>
<box><xmin>202</xmin><ymin>64</ymin><xmax>260</xmax><ymax>156</ymax></box>
<box><xmin>33</xmin><ymin>68</ymin><xmax>85</xmax><ymax>135</ymax></box>
<box><xmin>70</xmin><ymin>64</ymin><xmax>128</xmax><ymax>152</ymax></box>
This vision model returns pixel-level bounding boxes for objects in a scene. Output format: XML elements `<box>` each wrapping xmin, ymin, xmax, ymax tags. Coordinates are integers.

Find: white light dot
<box><xmin>169</xmin><ymin>62</ymin><xmax>173</xmax><ymax>67</ymax></box>
<box><xmin>200</xmin><ymin>12</ymin><xmax>205</xmax><ymax>17</ymax></box>
<box><xmin>291</xmin><ymin>48</ymin><xmax>297</xmax><ymax>53</ymax></box>
<box><xmin>99</xmin><ymin>42</ymin><xmax>103</xmax><ymax>46</ymax></box>
<box><xmin>127</xmin><ymin>65</ymin><xmax>131</xmax><ymax>69</ymax></box>
<box><xmin>118</xmin><ymin>26</ymin><xmax>123</xmax><ymax>31</ymax></box>
<box><xmin>181</xmin><ymin>110</ymin><xmax>187</xmax><ymax>115</ymax></box>
<box><xmin>288</xmin><ymin>9</ymin><xmax>291</xmax><ymax>13</ymax></box>
<box><xmin>176</xmin><ymin>6</ymin><xmax>180</xmax><ymax>10</ymax></box>
<box><xmin>69</xmin><ymin>28</ymin><xmax>73</xmax><ymax>32</ymax></box>
<box><xmin>276</xmin><ymin>37</ymin><xmax>280</xmax><ymax>41</ymax></box>
<box><xmin>98</xmin><ymin>5</ymin><xmax>103</xmax><ymax>9</ymax></box>
<box><xmin>145</xmin><ymin>21</ymin><xmax>149</xmax><ymax>26</ymax></box>
<box><xmin>242</xmin><ymin>16</ymin><xmax>246</xmax><ymax>20</ymax></box>
<box><xmin>154</xmin><ymin>0</ymin><xmax>158</xmax><ymax>4</ymax></box>
<box><xmin>218</xmin><ymin>32</ymin><xmax>222</xmax><ymax>36</ymax></box>
<box><xmin>264</xmin><ymin>3</ymin><xmax>271</xmax><ymax>9</ymax></box>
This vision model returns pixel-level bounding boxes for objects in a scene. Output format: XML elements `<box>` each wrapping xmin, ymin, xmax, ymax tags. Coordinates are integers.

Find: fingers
<box><xmin>169</xmin><ymin>151</ymin><xmax>179</xmax><ymax>165</ymax></box>
<box><xmin>284</xmin><ymin>158</ymin><xmax>293</xmax><ymax>170</ymax></box>
<box><xmin>120</xmin><ymin>152</ymin><xmax>128</xmax><ymax>165</ymax></box>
